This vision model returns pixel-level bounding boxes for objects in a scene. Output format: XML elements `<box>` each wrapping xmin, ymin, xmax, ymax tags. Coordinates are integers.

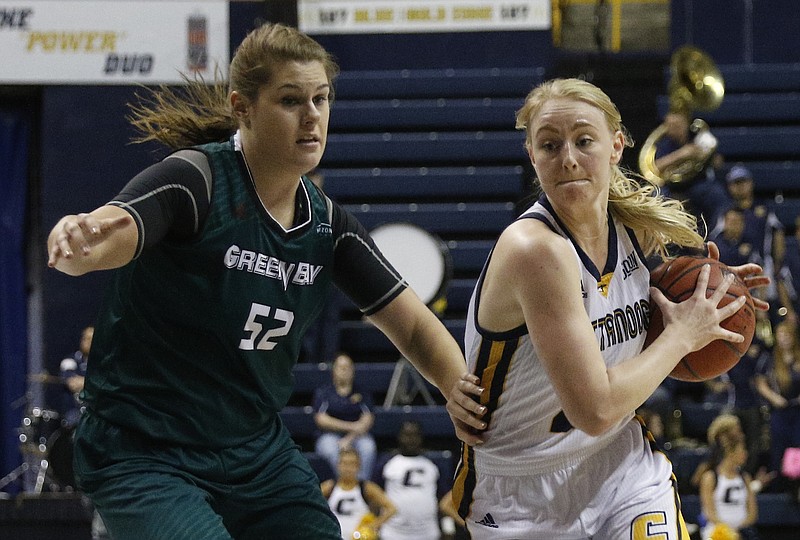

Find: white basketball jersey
<box><xmin>327</xmin><ymin>482</ymin><xmax>370</xmax><ymax>540</ymax></box>
<box><xmin>380</xmin><ymin>454</ymin><xmax>440</xmax><ymax>540</ymax></box>
<box><xmin>702</xmin><ymin>472</ymin><xmax>749</xmax><ymax>534</ymax></box>
<box><xmin>464</xmin><ymin>198</ymin><xmax>651</xmax><ymax>475</ymax></box>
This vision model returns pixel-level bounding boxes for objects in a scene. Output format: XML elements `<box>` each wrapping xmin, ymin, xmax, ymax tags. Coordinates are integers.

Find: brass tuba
<box><xmin>639</xmin><ymin>46</ymin><xmax>725</xmax><ymax>186</ymax></box>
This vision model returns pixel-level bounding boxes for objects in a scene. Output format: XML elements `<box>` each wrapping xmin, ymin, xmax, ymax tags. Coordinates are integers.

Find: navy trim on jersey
<box><xmin>539</xmin><ymin>196</ymin><xmax>618</xmax><ymax>281</ymax></box>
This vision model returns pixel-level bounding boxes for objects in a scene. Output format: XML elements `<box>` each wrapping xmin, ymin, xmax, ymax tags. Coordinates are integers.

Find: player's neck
<box><xmin>337</xmin><ymin>478</ymin><xmax>358</xmax><ymax>490</ymax></box>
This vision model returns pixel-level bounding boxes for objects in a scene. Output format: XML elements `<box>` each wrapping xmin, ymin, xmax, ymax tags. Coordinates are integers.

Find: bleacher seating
<box><xmin>666</xmin><ymin>445</ymin><xmax>710</xmax><ymax>494</ymax></box>
<box><xmin>319</xmin><ymin>67</ymin><xmax>539</xmax><ymax>363</ymax></box>
<box><xmin>673</xmin><ymin>400</ymin><xmax>725</xmax><ymax>442</ymax></box>
<box><xmin>656</xmin><ymin>62</ymin><xmax>800</xmax><ymax>198</ymax></box>
<box><xmin>280</xmin><ymin>405</ymin><xmax>454</xmax><ymax>450</ymax></box>
<box><xmin>681</xmin><ymin>493</ymin><xmax>800</xmax><ymax>528</ymax></box>
<box><xmin>333</xmin><ymin>67</ymin><xmax>547</xmax><ymax>99</ymax></box>
<box><xmin>322</xmin><ymin>165</ymin><xmax>525</xmax><ymax>202</ymax></box>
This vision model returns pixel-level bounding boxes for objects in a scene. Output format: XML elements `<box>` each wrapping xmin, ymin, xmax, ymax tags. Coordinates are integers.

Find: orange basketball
<box><xmin>644</xmin><ymin>255</ymin><xmax>756</xmax><ymax>381</ymax></box>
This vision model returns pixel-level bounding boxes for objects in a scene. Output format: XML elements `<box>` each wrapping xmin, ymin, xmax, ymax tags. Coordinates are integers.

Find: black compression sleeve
<box><xmin>108</xmin><ymin>149</ymin><xmax>211</xmax><ymax>257</ymax></box>
<box><xmin>331</xmin><ymin>203</ymin><xmax>407</xmax><ymax>315</ymax></box>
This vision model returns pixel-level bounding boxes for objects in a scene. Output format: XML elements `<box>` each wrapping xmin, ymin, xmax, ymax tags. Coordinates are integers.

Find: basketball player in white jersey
<box><xmin>699</xmin><ymin>437</ymin><xmax>759</xmax><ymax>539</ymax></box>
<box><xmin>378</xmin><ymin>421</ymin><xmax>442</xmax><ymax>540</ymax></box>
<box><xmin>452</xmin><ymin>78</ymin><xmax>771</xmax><ymax>539</ymax></box>
<box><xmin>322</xmin><ymin>447</ymin><xmax>396</xmax><ymax>539</ymax></box>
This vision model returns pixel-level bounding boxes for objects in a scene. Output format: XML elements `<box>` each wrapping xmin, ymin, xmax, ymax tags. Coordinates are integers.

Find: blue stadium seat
<box><xmin>446</xmin><ymin>279</ymin><xmax>478</xmax><ymax>312</ymax></box>
<box><xmin>675</xmin><ymin>401</ymin><xmax>725</xmax><ymax>441</ymax></box>
<box><xmin>372</xmin><ymin>406</ymin><xmax>455</xmax><ymax>439</ymax></box>
<box><xmin>304</xmin><ymin>451</ymin><xmax>335</xmax><ymax>482</ymax></box>
<box><xmin>658</xmin><ymin>93</ymin><xmax>800</xmax><ymax>124</ymax></box>
<box><xmin>320</xmin><ymin>166</ymin><xmax>524</xmax><ymax>201</ymax></box>
<box><xmin>342</xmin><ymin>202</ymin><xmax>516</xmax><ymax>235</ymax></box>
<box><xmin>681</xmin><ymin>493</ymin><xmax>800</xmax><ymax>527</ymax></box>
<box><xmin>715</xmin><ymin>126</ymin><xmax>800</xmax><ymax>159</ymax></box>
<box><xmin>447</xmin><ymin>240</ymin><xmax>494</xmax><ymax>273</ymax></box>
<box><xmin>666</xmin><ymin>446</ymin><xmax>710</xmax><ymax>494</ymax></box>
<box><xmin>280</xmin><ymin>405</ymin><xmax>456</xmax><ymax>441</ymax></box>
<box><xmin>321</xmin><ymin>131</ymin><xmax>527</xmax><ymax>166</ymax></box>
<box><xmin>291</xmin><ymin>362</ymin><xmax>398</xmax><ymax>400</ymax></box>
<box><xmin>340</xmin><ymin>319</ymin><xmax>465</xmax><ymax>355</ymax></box>
<box><xmin>718</xmin><ymin>63</ymin><xmax>800</xmax><ymax>93</ymax></box>
<box><xmin>334</xmin><ymin>67</ymin><xmax>547</xmax><ymax>99</ymax></box>
<box><xmin>331</xmin><ymin>98</ymin><xmax>524</xmax><ymax>131</ymax></box>
<box><xmin>745</xmin><ymin>160</ymin><xmax>800</xmax><ymax>193</ymax></box>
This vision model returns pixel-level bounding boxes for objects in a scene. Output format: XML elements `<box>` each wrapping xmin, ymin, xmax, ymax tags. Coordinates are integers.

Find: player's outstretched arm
<box><xmin>47</xmin><ymin>205</ymin><xmax>136</xmax><ymax>276</ymax></box>
<box><xmin>367</xmin><ymin>288</ymin><xmax>487</xmax><ymax>446</ymax></box>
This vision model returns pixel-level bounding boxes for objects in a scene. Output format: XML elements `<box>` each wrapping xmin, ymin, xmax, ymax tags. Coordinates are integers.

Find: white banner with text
<box><xmin>0</xmin><ymin>0</ymin><xmax>229</xmax><ymax>84</ymax></box>
<box><xmin>299</xmin><ymin>0</ymin><xmax>551</xmax><ymax>34</ymax></box>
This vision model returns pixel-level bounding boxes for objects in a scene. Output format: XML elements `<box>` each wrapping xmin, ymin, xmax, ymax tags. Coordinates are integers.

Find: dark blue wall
<box><xmin>671</xmin><ymin>0</ymin><xmax>800</xmax><ymax>64</ymax></box>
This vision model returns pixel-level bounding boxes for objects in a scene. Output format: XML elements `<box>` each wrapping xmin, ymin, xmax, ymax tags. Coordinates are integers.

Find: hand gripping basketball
<box><xmin>644</xmin><ymin>256</ymin><xmax>756</xmax><ymax>381</ymax></box>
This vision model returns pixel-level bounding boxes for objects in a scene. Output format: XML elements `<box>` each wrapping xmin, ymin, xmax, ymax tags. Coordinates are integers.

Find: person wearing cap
<box><xmin>723</xmin><ymin>164</ymin><xmax>785</xmax><ymax>317</ymax></box>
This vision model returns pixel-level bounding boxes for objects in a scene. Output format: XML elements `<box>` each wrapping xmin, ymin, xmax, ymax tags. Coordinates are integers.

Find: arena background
<box><xmin>1</xmin><ymin>0</ymin><xmax>799</xmax><ymax>537</ymax></box>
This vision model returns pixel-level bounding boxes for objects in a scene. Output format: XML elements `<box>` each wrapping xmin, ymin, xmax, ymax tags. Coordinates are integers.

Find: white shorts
<box><xmin>455</xmin><ymin>421</ymin><xmax>691</xmax><ymax>540</ymax></box>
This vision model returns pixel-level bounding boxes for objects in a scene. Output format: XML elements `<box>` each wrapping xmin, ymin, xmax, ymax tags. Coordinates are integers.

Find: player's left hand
<box><xmin>707</xmin><ymin>241</ymin><xmax>770</xmax><ymax>311</ymax></box>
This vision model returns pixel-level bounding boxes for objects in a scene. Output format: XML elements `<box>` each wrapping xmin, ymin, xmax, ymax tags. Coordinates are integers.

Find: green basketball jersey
<box><xmin>84</xmin><ymin>141</ymin><xmax>334</xmax><ymax>448</ymax></box>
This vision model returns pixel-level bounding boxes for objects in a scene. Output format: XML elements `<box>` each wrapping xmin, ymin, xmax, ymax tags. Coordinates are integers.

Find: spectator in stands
<box><xmin>374</xmin><ymin>420</ymin><xmax>444</xmax><ymax>540</ymax></box>
<box><xmin>699</xmin><ymin>436</ymin><xmax>759</xmax><ymax>540</ymax></box>
<box><xmin>454</xmin><ymin>77</ymin><xmax>769</xmax><ymax>538</ymax></box>
<box><xmin>754</xmin><ymin>319</ymin><xmax>800</xmax><ymax>493</ymax></box>
<box><xmin>654</xmin><ymin>108</ymin><xmax>731</xmax><ymax>232</ymax></box>
<box><xmin>321</xmin><ymin>447</ymin><xmax>396</xmax><ymax>540</ymax></box>
<box><xmin>777</xmin><ymin>216</ymin><xmax>800</xmax><ymax>323</ymax></box>
<box><xmin>710</xmin><ymin>207</ymin><xmax>757</xmax><ymax>269</ymax></box>
<box><xmin>703</xmin><ymin>336</ymin><xmax>770</xmax><ymax>477</ymax></box>
<box><xmin>59</xmin><ymin>325</ymin><xmax>93</xmax><ymax>427</ymax></box>
<box><xmin>45</xmin><ymin>22</ymin><xmax>486</xmax><ymax>540</ymax></box>
<box><xmin>723</xmin><ymin>164</ymin><xmax>785</xmax><ymax>319</ymax></box>
<box><xmin>314</xmin><ymin>352</ymin><xmax>378</xmax><ymax>481</ymax></box>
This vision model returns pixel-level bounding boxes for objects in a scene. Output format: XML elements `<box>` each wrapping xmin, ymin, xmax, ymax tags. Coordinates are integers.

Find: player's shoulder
<box><xmin>496</xmin><ymin>219</ymin><xmax>572</xmax><ymax>268</ymax></box>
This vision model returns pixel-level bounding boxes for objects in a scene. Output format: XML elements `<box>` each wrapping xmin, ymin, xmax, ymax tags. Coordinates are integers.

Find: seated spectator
<box><xmin>699</xmin><ymin>437</ymin><xmax>759</xmax><ymax>540</ymax></box>
<box><xmin>777</xmin><ymin>216</ymin><xmax>800</xmax><ymax>322</ymax></box>
<box><xmin>724</xmin><ymin>164</ymin><xmax>785</xmax><ymax>317</ymax></box>
<box><xmin>374</xmin><ymin>420</ymin><xmax>444</xmax><ymax>540</ymax></box>
<box><xmin>754</xmin><ymin>319</ymin><xmax>800</xmax><ymax>494</ymax></box>
<box><xmin>710</xmin><ymin>207</ymin><xmax>757</xmax><ymax>269</ymax></box>
<box><xmin>690</xmin><ymin>414</ymin><xmax>745</xmax><ymax>491</ymax></box>
<box><xmin>703</xmin><ymin>336</ymin><xmax>771</xmax><ymax>476</ymax></box>
<box><xmin>321</xmin><ymin>448</ymin><xmax>396</xmax><ymax>540</ymax></box>
<box><xmin>314</xmin><ymin>352</ymin><xmax>377</xmax><ymax>480</ymax></box>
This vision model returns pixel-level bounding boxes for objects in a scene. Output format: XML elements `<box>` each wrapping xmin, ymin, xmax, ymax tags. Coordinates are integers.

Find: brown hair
<box><xmin>772</xmin><ymin>320</ymin><xmax>800</xmax><ymax>393</ymax></box>
<box><xmin>515</xmin><ymin>78</ymin><xmax>704</xmax><ymax>260</ymax></box>
<box><xmin>128</xmin><ymin>23</ymin><xmax>339</xmax><ymax>149</ymax></box>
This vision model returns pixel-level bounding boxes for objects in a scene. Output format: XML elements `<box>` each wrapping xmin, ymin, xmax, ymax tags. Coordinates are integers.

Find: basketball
<box><xmin>644</xmin><ymin>256</ymin><xmax>756</xmax><ymax>381</ymax></box>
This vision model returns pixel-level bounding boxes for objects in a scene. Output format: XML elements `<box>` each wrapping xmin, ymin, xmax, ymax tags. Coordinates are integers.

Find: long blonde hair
<box><xmin>128</xmin><ymin>23</ymin><xmax>339</xmax><ymax>149</ymax></box>
<box><xmin>515</xmin><ymin>78</ymin><xmax>704</xmax><ymax>260</ymax></box>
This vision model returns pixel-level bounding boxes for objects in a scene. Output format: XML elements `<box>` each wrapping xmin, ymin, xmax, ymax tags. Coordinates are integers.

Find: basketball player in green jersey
<box><xmin>46</xmin><ymin>23</ymin><xmax>486</xmax><ymax>540</ymax></box>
